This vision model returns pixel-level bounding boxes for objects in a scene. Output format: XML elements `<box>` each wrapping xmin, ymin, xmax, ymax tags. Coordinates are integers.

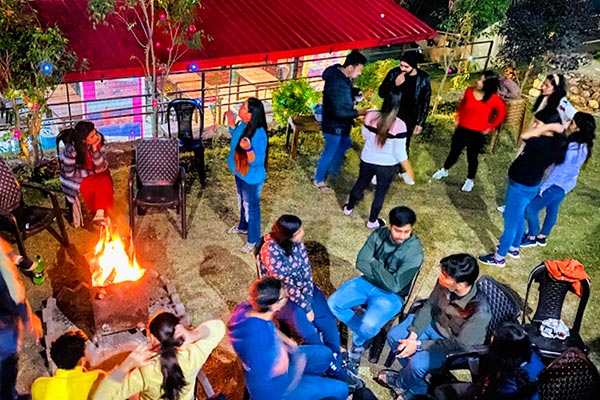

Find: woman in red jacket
<box><xmin>432</xmin><ymin>71</ymin><xmax>507</xmax><ymax>192</ymax></box>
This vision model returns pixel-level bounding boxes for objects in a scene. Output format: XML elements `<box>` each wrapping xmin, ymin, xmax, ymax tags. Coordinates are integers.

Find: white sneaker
<box><xmin>432</xmin><ymin>168</ymin><xmax>449</xmax><ymax>180</ymax></box>
<box><xmin>497</xmin><ymin>205</ymin><xmax>506</xmax><ymax>213</ymax></box>
<box><xmin>401</xmin><ymin>172</ymin><xmax>415</xmax><ymax>185</ymax></box>
<box><xmin>93</xmin><ymin>209</ymin><xmax>106</xmax><ymax>225</ymax></box>
<box><xmin>371</xmin><ymin>176</ymin><xmax>377</xmax><ymax>185</ymax></box>
<box><xmin>461</xmin><ymin>179</ymin><xmax>474</xmax><ymax>192</ymax></box>
<box><xmin>366</xmin><ymin>218</ymin><xmax>385</xmax><ymax>229</ymax></box>
<box><xmin>343</xmin><ymin>204</ymin><xmax>353</xmax><ymax>216</ymax></box>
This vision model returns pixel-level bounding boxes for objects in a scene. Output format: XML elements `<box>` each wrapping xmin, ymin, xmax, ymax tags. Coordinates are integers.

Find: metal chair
<box><xmin>538</xmin><ymin>347</ymin><xmax>600</xmax><ymax>400</ymax></box>
<box><xmin>55</xmin><ymin>128</ymin><xmax>74</xmax><ymax>222</ymax></box>
<box><xmin>167</xmin><ymin>99</ymin><xmax>206</xmax><ymax>185</ymax></box>
<box><xmin>129</xmin><ymin>139</ymin><xmax>187</xmax><ymax>239</ymax></box>
<box><xmin>0</xmin><ymin>156</ymin><xmax>69</xmax><ymax>258</ymax></box>
<box><xmin>522</xmin><ymin>263</ymin><xmax>590</xmax><ymax>360</ymax></box>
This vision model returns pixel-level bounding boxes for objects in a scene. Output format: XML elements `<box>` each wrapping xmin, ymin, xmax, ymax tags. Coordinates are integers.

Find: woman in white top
<box><xmin>343</xmin><ymin>92</ymin><xmax>414</xmax><ymax>229</ymax></box>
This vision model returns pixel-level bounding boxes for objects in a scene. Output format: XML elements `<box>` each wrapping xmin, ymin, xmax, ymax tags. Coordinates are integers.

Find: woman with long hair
<box><xmin>532</xmin><ymin>74</ymin><xmax>571</xmax><ymax>125</ymax></box>
<box><xmin>432</xmin><ymin>70</ymin><xmax>506</xmax><ymax>192</ymax></box>
<box><xmin>343</xmin><ymin>92</ymin><xmax>414</xmax><ymax>229</ymax></box>
<box><xmin>59</xmin><ymin>121</ymin><xmax>114</xmax><ymax>226</ymax></box>
<box><xmin>225</xmin><ymin>98</ymin><xmax>268</xmax><ymax>253</ymax></box>
<box><xmin>522</xmin><ymin>112</ymin><xmax>596</xmax><ymax>247</ymax></box>
<box><xmin>93</xmin><ymin>312</ymin><xmax>225</xmax><ymax>400</ymax></box>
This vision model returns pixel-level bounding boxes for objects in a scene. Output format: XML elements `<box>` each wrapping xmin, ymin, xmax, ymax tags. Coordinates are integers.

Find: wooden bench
<box><xmin>285</xmin><ymin>115</ymin><xmax>321</xmax><ymax>159</ymax></box>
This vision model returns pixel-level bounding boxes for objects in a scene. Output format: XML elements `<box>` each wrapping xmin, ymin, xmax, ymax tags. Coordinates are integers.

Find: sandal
<box><xmin>241</xmin><ymin>242</ymin><xmax>255</xmax><ymax>253</ymax></box>
<box><xmin>314</xmin><ymin>181</ymin><xmax>334</xmax><ymax>193</ymax></box>
<box><xmin>373</xmin><ymin>369</ymin><xmax>401</xmax><ymax>390</ymax></box>
<box><xmin>227</xmin><ymin>225</ymin><xmax>248</xmax><ymax>235</ymax></box>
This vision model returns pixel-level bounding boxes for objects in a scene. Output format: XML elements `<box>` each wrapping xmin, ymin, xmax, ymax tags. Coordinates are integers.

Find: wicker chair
<box><xmin>167</xmin><ymin>99</ymin><xmax>206</xmax><ymax>185</ymax></box>
<box><xmin>0</xmin><ymin>156</ymin><xmax>69</xmax><ymax>258</ymax></box>
<box><xmin>522</xmin><ymin>263</ymin><xmax>589</xmax><ymax>360</ymax></box>
<box><xmin>129</xmin><ymin>139</ymin><xmax>187</xmax><ymax>239</ymax></box>
<box><xmin>538</xmin><ymin>347</ymin><xmax>600</xmax><ymax>400</ymax></box>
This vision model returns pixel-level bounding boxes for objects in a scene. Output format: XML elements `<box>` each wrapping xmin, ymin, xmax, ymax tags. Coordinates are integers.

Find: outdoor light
<box><xmin>159</xmin><ymin>12</ymin><xmax>166</xmax><ymax>20</ymax></box>
<box><xmin>467</xmin><ymin>55</ymin><xmax>473</xmax><ymax>61</ymax></box>
<box><xmin>156</xmin><ymin>41</ymin><xmax>161</xmax><ymax>47</ymax></box>
<box><xmin>188</xmin><ymin>63</ymin><xmax>199</xmax><ymax>72</ymax></box>
<box><xmin>194</xmin><ymin>98</ymin><xmax>203</xmax><ymax>107</ymax></box>
<box><xmin>152</xmin><ymin>99</ymin><xmax>159</xmax><ymax>108</ymax></box>
<box><xmin>40</xmin><ymin>62</ymin><xmax>53</xmax><ymax>75</ymax></box>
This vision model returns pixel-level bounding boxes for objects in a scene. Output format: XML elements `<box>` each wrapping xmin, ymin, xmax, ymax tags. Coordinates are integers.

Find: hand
<box><xmin>90</xmin><ymin>135</ymin><xmax>101</xmax><ymax>151</ymax></box>
<box><xmin>174</xmin><ymin>324</ymin><xmax>191</xmax><ymax>344</ymax></box>
<box><xmin>395</xmin><ymin>73</ymin><xmax>406</xmax><ymax>86</ymax></box>
<box><xmin>413</xmin><ymin>125</ymin><xmax>423</xmax><ymax>135</ymax></box>
<box><xmin>121</xmin><ymin>343</ymin><xmax>157</xmax><ymax>372</ymax></box>
<box><xmin>239</xmin><ymin>137</ymin><xmax>251</xmax><ymax>150</ymax></box>
<box><xmin>225</xmin><ymin>110</ymin><xmax>236</xmax><ymax>127</ymax></box>
<box><xmin>28</xmin><ymin>314</ymin><xmax>43</xmax><ymax>342</ymax></box>
<box><xmin>306</xmin><ymin>310</ymin><xmax>315</xmax><ymax>322</ymax></box>
<box><xmin>396</xmin><ymin>339</ymin><xmax>417</xmax><ymax>358</ymax></box>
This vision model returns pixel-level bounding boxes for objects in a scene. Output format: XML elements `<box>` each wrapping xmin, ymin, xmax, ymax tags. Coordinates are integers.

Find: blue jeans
<box><xmin>327</xmin><ymin>277</ymin><xmax>404</xmax><ymax>347</ymax></box>
<box><xmin>234</xmin><ymin>175</ymin><xmax>263</xmax><ymax>244</ymax></box>
<box><xmin>386</xmin><ymin>314</ymin><xmax>446</xmax><ymax>396</ymax></box>
<box><xmin>497</xmin><ymin>179</ymin><xmax>540</xmax><ymax>257</ymax></box>
<box><xmin>0</xmin><ymin>326</ymin><xmax>19</xmax><ymax>400</ymax></box>
<box><xmin>276</xmin><ymin>286</ymin><xmax>341</xmax><ymax>353</ymax></box>
<box><xmin>525</xmin><ymin>184</ymin><xmax>566</xmax><ymax>237</ymax></box>
<box><xmin>314</xmin><ymin>133</ymin><xmax>352</xmax><ymax>183</ymax></box>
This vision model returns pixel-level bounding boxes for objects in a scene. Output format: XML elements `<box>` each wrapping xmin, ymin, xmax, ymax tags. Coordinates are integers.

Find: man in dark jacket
<box><xmin>327</xmin><ymin>206</ymin><xmax>424</xmax><ymax>375</ymax></box>
<box><xmin>314</xmin><ymin>50</ymin><xmax>367</xmax><ymax>192</ymax></box>
<box><xmin>378</xmin><ymin>51</ymin><xmax>431</xmax><ymax>154</ymax></box>
<box><xmin>379</xmin><ymin>253</ymin><xmax>491</xmax><ymax>399</ymax></box>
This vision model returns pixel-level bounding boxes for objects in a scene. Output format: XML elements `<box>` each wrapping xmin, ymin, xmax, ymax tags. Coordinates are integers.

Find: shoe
<box><xmin>497</xmin><ymin>205</ymin><xmax>505</xmax><ymax>213</ymax></box>
<box><xmin>241</xmin><ymin>242</ymin><xmax>255</xmax><ymax>253</ymax></box>
<box><xmin>374</xmin><ymin>369</ymin><xmax>401</xmax><ymax>390</ymax></box>
<box><xmin>521</xmin><ymin>237</ymin><xmax>538</xmax><ymax>248</ymax></box>
<box><xmin>432</xmin><ymin>168</ymin><xmax>449</xmax><ymax>180</ymax></box>
<box><xmin>93</xmin><ymin>209</ymin><xmax>106</xmax><ymax>225</ymax></box>
<box><xmin>401</xmin><ymin>172</ymin><xmax>415</xmax><ymax>185</ymax></box>
<box><xmin>227</xmin><ymin>226</ymin><xmax>248</xmax><ymax>234</ymax></box>
<box><xmin>461</xmin><ymin>178</ymin><xmax>474</xmax><ymax>192</ymax></box>
<box><xmin>536</xmin><ymin>237</ymin><xmax>547</xmax><ymax>247</ymax></box>
<box><xmin>478</xmin><ymin>253</ymin><xmax>506</xmax><ymax>267</ymax></box>
<box><xmin>371</xmin><ymin>176</ymin><xmax>377</xmax><ymax>185</ymax></box>
<box><xmin>314</xmin><ymin>181</ymin><xmax>334</xmax><ymax>193</ymax></box>
<box><xmin>366</xmin><ymin>218</ymin><xmax>386</xmax><ymax>230</ymax></box>
<box><xmin>343</xmin><ymin>204</ymin><xmax>353</xmax><ymax>216</ymax></box>
<box><xmin>346</xmin><ymin>344</ymin><xmax>364</xmax><ymax>376</ymax></box>
<box><xmin>507</xmin><ymin>248</ymin><xmax>520</xmax><ymax>259</ymax></box>
<box><xmin>15</xmin><ymin>256</ymin><xmax>35</xmax><ymax>272</ymax></box>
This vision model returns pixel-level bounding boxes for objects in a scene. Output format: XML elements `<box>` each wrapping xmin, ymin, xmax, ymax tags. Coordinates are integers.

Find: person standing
<box><xmin>314</xmin><ymin>50</ymin><xmax>367</xmax><ymax>193</ymax></box>
<box><xmin>225</xmin><ymin>98</ymin><xmax>268</xmax><ymax>253</ymax></box>
<box><xmin>378</xmin><ymin>51</ymin><xmax>431</xmax><ymax>156</ymax></box>
<box><xmin>432</xmin><ymin>71</ymin><xmax>506</xmax><ymax>192</ymax></box>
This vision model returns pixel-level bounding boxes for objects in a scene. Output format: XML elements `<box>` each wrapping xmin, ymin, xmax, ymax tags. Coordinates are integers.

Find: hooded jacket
<box><xmin>378</xmin><ymin>67</ymin><xmax>432</xmax><ymax>128</ymax></box>
<box><xmin>321</xmin><ymin>64</ymin><xmax>359</xmax><ymax>136</ymax></box>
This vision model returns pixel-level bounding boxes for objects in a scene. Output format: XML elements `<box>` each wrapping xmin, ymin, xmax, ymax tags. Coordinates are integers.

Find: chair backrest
<box><xmin>55</xmin><ymin>128</ymin><xmax>73</xmax><ymax>160</ymax></box>
<box><xmin>135</xmin><ymin>139</ymin><xmax>180</xmax><ymax>186</ymax></box>
<box><xmin>253</xmin><ymin>235</ymin><xmax>266</xmax><ymax>278</ymax></box>
<box><xmin>167</xmin><ymin>99</ymin><xmax>204</xmax><ymax>142</ymax></box>
<box><xmin>523</xmin><ymin>263</ymin><xmax>590</xmax><ymax>333</ymax></box>
<box><xmin>0</xmin><ymin>156</ymin><xmax>22</xmax><ymax>212</ymax></box>
<box><xmin>538</xmin><ymin>347</ymin><xmax>600</xmax><ymax>400</ymax></box>
<box><xmin>477</xmin><ymin>275</ymin><xmax>522</xmax><ymax>343</ymax></box>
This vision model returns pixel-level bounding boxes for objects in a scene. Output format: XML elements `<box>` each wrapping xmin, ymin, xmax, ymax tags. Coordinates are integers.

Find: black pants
<box><xmin>0</xmin><ymin>353</ymin><xmax>18</xmax><ymax>400</ymax></box>
<box><xmin>443</xmin><ymin>126</ymin><xmax>486</xmax><ymax>179</ymax></box>
<box><xmin>347</xmin><ymin>161</ymin><xmax>396</xmax><ymax>222</ymax></box>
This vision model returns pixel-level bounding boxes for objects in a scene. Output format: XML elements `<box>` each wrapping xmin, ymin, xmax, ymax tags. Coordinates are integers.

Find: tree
<box><xmin>0</xmin><ymin>0</ymin><xmax>79</xmax><ymax>166</ymax></box>
<box><xmin>498</xmin><ymin>0</ymin><xmax>597</xmax><ymax>70</ymax></box>
<box><xmin>88</xmin><ymin>0</ymin><xmax>207</xmax><ymax>136</ymax></box>
<box><xmin>442</xmin><ymin>0</ymin><xmax>511</xmax><ymax>38</ymax></box>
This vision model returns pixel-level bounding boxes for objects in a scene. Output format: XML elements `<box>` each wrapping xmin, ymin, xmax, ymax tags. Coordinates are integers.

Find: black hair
<box><xmin>389</xmin><ymin>206</ymin><xmax>416</xmax><ymax>228</ymax></box>
<box><xmin>148</xmin><ymin>312</ymin><xmax>187</xmax><ymax>400</ymax></box>
<box><xmin>270</xmin><ymin>214</ymin><xmax>302</xmax><ymax>256</ymax></box>
<box><xmin>343</xmin><ymin>50</ymin><xmax>367</xmax><ymax>68</ymax></box>
<box><xmin>235</xmin><ymin>97</ymin><xmax>268</xmax><ymax>176</ymax></box>
<box><xmin>568</xmin><ymin>112</ymin><xmax>596</xmax><ymax>162</ymax></box>
<box><xmin>50</xmin><ymin>330</ymin><xmax>88</xmax><ymax>370</ymax></box>
<box><xmin>532</xmin><ymin>74</ymin><xmax>567</xmax><ymax>123</ymax></box>
<box><xmin>72</xmin><ymin>121</ymin><xmax>105</xmax><ymax>168</ymax></box>
<box><xmin>249</xmin><ymin>276</ymin><xmax>283</xmax><ymax>313</ymax></box>
<box><xmin>481</xmin><ymin>70</ymin><xmax>500</xmax><ymax>103</ymax></box>
<box><xmin>440</xmin><ymin>253</ymin><xmax>479</xmax><ymax>286</ymax></box>
<box><xmin>374</xmin><ymin>93</ymin><xmax>402</xmax><ymax>147</ymax></box>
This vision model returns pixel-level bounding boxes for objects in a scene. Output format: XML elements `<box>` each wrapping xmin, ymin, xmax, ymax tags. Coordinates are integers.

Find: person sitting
<box><xmin>327</xmin><ymin>206</ymin><xmax>424</xmax><ymax>375</ymax></box>
<box><xmin>31</xmin><ymin>330</ymin><xmax>106</xmax><ymax>400</ymax></box>
<box><xmin>59</xmin><ymin>121</ymin><xmax>114</xmax><ymax>226</ymax></box>
<box><xmin>228</xmin><ymin>276</ymin><xmax>348</xmax><ymax>400</ymax></box>
<box><xmin>378</xmin><ymin>253</ymin><xmax>491</xmax><ymax>399</ymax></box>
<box><xmin>93</xmin><ymin>312</ymin><xmax>225</xmax><ymax>400</ymax></box>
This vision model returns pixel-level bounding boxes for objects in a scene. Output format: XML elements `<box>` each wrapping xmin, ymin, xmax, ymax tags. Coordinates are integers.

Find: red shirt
<box><xmin>456</xmin><ymin>87</ymin><xmax>507</xmax><ymax>133</ymax></box>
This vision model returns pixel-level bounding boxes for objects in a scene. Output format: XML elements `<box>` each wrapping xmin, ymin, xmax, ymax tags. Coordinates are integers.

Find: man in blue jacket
<box><xmin>314</xmin><ymin>50</ymin><xmax>367</xmax><ymax>193</ymax></box>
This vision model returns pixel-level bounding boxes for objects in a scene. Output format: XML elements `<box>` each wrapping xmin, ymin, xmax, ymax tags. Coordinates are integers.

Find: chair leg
<box><xmin>338</xmin><ymin>322</ymin><xmax>348</xmax><ymax>351</ymax></box>
<box><xmin>368</xmin><ymin>326</ymin><xmax>388</xmax><ymax>364</ymax></box>
<box><xmin>14</xmin><ymin>229</ymin><xmax>28</xmax><ymax>260</ymax></box>
<box><xmin>129</xmin><ymin>199</ymin><xmax>135</xmax><ymax>237</ymax></box>
<box><xmin>181</xmin><ymin>183</ymin><xmax>187</xmax><ymax>239</ymax></box>
<box><xmin>194</xmin><ymin>147</ymin><xmax>206</xmax><ymax>186</ymax></box>
<box><xmin>383</xmin><ymin>347</ymin><xmax>396</xmax><ymax>368</ymax></box>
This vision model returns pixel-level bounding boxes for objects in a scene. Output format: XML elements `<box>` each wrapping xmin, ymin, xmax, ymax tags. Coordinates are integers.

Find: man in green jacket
<box><xmin>327</xmin><ymin>206</ymin><xmax>424</xmax><ymax>375</ymax></box>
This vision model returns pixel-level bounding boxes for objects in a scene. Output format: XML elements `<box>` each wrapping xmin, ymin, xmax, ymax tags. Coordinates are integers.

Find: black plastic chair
<box><xmin>538</xmin><ymin>347</ymin><xmax>600</xmax><ymax>400</ymax></box>
<box><xmin>167</xmin><ymin>99</ymin><xmax>206</xmax><ymax>185</ymax></box>
<box><xmin>129</xmin><ymin>139</ymin><xmax>187</xmax><ymax>239</ymax></box>
<box><xmin>522</xmin><ymin>263</ymin><xmax>589</xmax><ymax>360</ymax></box>
<box><xmin>0</xmin><ymin>156</ymin><xmax>69</xmax><ymax>258</ymax></box>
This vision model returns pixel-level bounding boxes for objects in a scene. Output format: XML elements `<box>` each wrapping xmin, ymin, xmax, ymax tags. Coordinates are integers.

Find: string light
<box><xmin>188</xmin><ymin>63</ymin><xmax>198</xmax><ymax>72</ymax></box>
<box><xmin>40</xmin><ymin>62</ymin><xmax>53</xmax><ymax>74</ymax></box>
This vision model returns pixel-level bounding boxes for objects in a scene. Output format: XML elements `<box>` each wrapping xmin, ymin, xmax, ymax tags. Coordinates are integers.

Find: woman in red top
<box><xmin>432</xmin><ymin>71</ymin><xmax>506</xmax><ymax>192</ymax></box>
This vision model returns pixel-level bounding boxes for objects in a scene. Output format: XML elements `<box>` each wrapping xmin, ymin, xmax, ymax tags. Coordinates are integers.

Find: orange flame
<box><xmin>90</xmin><ymin>220</ymin><xmax>145</xmax><ymax>287</ymax></box>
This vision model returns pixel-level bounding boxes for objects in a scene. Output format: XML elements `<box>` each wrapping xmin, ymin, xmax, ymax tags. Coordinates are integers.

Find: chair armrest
<box><xmin>426</xmin><ymin>345</ymin><xmax>490</xmax><ymax>385</ymax></box>
<box><xmin>128</xmin><ymin>166</ymin><xmax>137</xmax><ymax>193</ymax></box>
<box><xmin>443</xmin><ymin>344</ymin><xmax>490</xmax><ymax>366</ymax></box>
<box><xmin>178</xmin><ymin>167</ymin><xmax>186</xmax><ymax>187</ymax></box>
<box><xmin>21</xmin><ymin>181</ymin><xmax>58</xmax><ymax>198</ymax></box>
<box><xmin>407</xmin><ymin>299</ymin><xmax>427</xmax><ymax>315</ymax></box>
<box><xmin>0</xmin><ymin>208</ymin><xmax>19</xmax><ymax>230</ymax></box>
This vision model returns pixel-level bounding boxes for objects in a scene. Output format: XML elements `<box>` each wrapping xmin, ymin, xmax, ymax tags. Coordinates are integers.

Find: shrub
<box><xmin>272</xmin><ymin>79</ymin><xmax>321</xmax><ymax>127</ymax></box>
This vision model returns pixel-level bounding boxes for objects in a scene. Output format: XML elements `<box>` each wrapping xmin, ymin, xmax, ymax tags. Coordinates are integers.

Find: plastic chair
<box><xmin>129</xmin><ymin>139</ymin><xmax>187</xmax><ymax>239</ymax></box>
<box><xmin>0</xmin><ymin>156</ymin><xmax>69</xmax><ymax>258</ymax></box>
<box><xmin>538</xmin><ymin>347</ymin><xmax>600</xmax><ymax>400</ymax></box>
<box><xmin>521</xmin><ymin>263</ymin><xmax>589</xmax><ymax>360</ymax></box>
<box><xmin>167</xmin><ymin>99</ymin><xmax>206</xmax><ymax>185</ymax></box>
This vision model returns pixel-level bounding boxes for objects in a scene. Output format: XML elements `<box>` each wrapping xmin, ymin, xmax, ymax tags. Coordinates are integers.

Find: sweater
<box><xmin>356</xmin><ymin>228</ymin><xmax>424</xmax><ymax>296</ymax></box>
<box><xmin>259</xmin><ymin>235</ymin><xmax>315</xmax><ymax>313</ymax></box>
<box><xmin>32</xmin><ymin>366</ymin><xmax>106</xmax><ymax>400</ymax></box>
<box><xmin>360</xmin><ymin>111</ymin><xmax>408</xmax><ymax>166</ymax></box>
<box><xmin>409</xmin><ymin>283</ymin><xmax>491</xmax><ymax>353</ymax></box>
<box><xmin>227</xmin><ymin>122</ymin><xmax>268</xmax><ymax>184</ymax></box>
<box><xmin>321</xmin><ymin>64</ymin><xmax>359</xmax><ymax>135</ymax></box>
<box><xmin>59</xmin><ymin>143</ymin><xmax>109</xmax><ymax>199</ymax></box>
<box><xmin>456</xmin><ymin>87</ymin><xmax>506</xmax><ymax>133</ymax></box>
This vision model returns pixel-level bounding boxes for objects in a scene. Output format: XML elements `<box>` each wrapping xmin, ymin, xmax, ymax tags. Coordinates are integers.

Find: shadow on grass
<box><xmin>305</xmin><ymin>240</ymin><xmax>353</xmax><ymax>297</ymax></box>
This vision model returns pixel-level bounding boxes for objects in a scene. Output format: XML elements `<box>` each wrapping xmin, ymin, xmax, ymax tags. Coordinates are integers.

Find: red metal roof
<box><xmin>34</xmin><ymin>0</ymin><xmax>435</xmax><ymax>82</ymax></box>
